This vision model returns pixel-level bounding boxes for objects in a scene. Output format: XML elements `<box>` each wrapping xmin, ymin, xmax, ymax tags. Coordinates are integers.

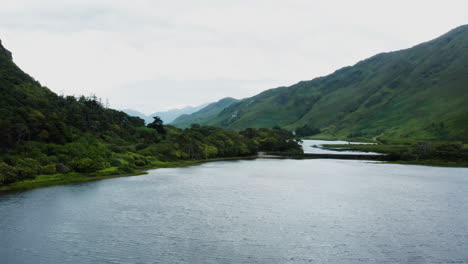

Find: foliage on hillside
<box><xmin>173</xmin><ymin>25</ymin><xmax>468</xmax><ymax>142</ymax></box>
<box><xmin>0</xmin><ymin>41</ymin><xmax>302</xmax><ymax>186</ymax></box>
<box><xmin>0</xmin><ymin>124</ymin><xmax>302</xmax><ymax>185</ymax></box>
<box><xmin>171</xmin><ymin>97</ymin><xmax>239</xmax><ymax>128</ymax></box>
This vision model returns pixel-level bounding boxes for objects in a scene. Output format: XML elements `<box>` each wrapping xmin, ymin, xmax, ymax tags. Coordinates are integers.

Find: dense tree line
<box><xmin>294</xmin><ymin>125</ymin><xmax>321</xmax><ymax>137</ymax></box>
<box><xmin>0</xmin><ymin>41</ymin><xmax>302</xmax><ymax>186</ymax></box>
<box><xmin>396</xmin><ymin>142</ymin><xmax>468</xmax><ymax>162</ymax></box>
<box><xmin>0</xmin><ymin>122</ymin><xmax>302</xmax><ymax>185</ymax></box>
<box><xmin>0</xmin><ymin>86</ymin><xmax>302</xmax><ymax>185</ymax></box>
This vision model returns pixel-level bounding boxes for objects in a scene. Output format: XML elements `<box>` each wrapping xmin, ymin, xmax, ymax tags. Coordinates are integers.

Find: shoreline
<box><xmin>0</xmin><ymin>156</ymin><xmax>258</xmax><ymax>194</ymax></box>
<box><xmin>2</xmin><ymin>149</ymin><xmax>467</xmax><ymax>194</ymax></box>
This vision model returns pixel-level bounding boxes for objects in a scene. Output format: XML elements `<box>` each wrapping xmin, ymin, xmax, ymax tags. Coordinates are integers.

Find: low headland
<box><xmin>306</xmin><ymin>134</ymin><xmax>468</xmax><ymax>167</ymax></box>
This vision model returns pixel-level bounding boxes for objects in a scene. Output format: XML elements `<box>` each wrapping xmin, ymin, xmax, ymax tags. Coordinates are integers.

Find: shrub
<box><xmin>55</xmin><ymin>163</ymin><xmax>71</xmax><ymax>173</ymax></box>
<box><xmin>118</xmin><ymin>163</ymin><xmax>134</xmax><ymax>173</ymax></box>
<box><xmin>134</xmin><ymin>159</ymin><xmax>147</xmax><ymax>166</ymax></box>
<box><xmin>94</xmin><ymin>167</ymin><xmax>119</xmax><ymax>176</ymax></box>
<box><xmin>69</xmin><ymin>158</ymin><xmax>108</xmax><ymax>173</ymax></box>
<box><xmin>136</xmin><ymin>143</ymin><xmax>148</xmax><ymax>151</ymax></box>
<box><xmin>0</xmin><ymin>162</ymin><xmax>17</xmax><ymax>185</ymax></box>
<box><xmin>41</xmin><ymin>164</ymin><xmax>56</xmax><ymax>175</ymax></box>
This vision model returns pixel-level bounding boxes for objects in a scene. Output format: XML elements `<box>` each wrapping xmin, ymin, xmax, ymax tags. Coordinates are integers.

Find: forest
<box><xmin>0</xmin><ymin>94</ymin><xmax>302</xmax><ymax>186</ymax></box>
<box><xmin>0</xmin><ymin>40</ymin><xmax>302</xmax><ymax>187</ymax></box>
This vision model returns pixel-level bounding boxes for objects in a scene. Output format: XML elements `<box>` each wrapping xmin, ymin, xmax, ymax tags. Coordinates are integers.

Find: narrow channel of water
<box><xmin>301</xmin><ymin>139</ymin><xmax>380</xmax><ymax>155</ymax></box>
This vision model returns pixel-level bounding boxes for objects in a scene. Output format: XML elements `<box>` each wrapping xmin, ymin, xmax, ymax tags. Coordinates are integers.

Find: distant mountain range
<box><xmin>122</xmin><ymin>104</ymin><xmax>208</xmax><ymax>124</ymax></box>
<box><xmin>170</xmin><ymin>25</ymin><xmax>468</xmax><ymax>140</ymax></box>
<box><xmin>171</xmin><ymin>97</ymin><xmax>239</xmax><ymax>128</ymax></box>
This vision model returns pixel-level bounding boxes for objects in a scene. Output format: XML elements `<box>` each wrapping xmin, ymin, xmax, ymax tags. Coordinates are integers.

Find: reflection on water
<box><xmin>1</xmin><ymin>159</ymin><xmax>468</xmax><ymax>263</ymax></box>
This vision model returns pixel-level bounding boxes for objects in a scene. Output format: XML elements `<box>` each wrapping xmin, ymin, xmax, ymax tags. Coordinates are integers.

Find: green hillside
<box><xmin>179</xmin><ymin>25</ymin><xmax>468</xmax><ymax>141</ymax></box>
<box><xmin>171</xmin><ymin>97</ymin><xmax>239</xmax><ymax>128</ymax></box>
<box><xmin>0</xmin><ymin>40</ymin><xmax>301</xmax><ymax>188</ymax></box>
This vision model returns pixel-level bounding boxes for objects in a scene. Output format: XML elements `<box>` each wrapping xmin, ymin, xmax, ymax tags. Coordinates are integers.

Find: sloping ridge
<box><xmin>0</xmin><ymin>38</ymin><xmax>145</xmax><ymax>151</ymax></box>
<box><xmin>171</xmin><ymin>97</ymin><xmax>239</xmax><ymax>128</ymax></box>
<box><xmin>184</xmin><ymin>25</ymin><xmax>468</xmax><ymax>140</ymax></box>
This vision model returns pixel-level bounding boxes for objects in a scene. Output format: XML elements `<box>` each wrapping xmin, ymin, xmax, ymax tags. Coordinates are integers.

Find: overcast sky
<box><xmin>1</xmin><ymin>0</ymin><xmax>467</xmax><ymax>114</ymax></box>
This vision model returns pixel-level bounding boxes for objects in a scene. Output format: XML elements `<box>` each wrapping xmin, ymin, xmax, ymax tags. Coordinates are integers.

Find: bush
<box><xmin>295</xmin><ymin>125</ymin><xmax>321</xmax><ymax>137</ymax></box>
<box><xmin>41</xmin><ymin>164</ymin><xmax>56</xmax><ymax>175</ymax></box>
<box><xmin>108</xmin><ymin>144</ymin><xmax>126</xmax><ymax>153</ymax></box>
<box><xmin>0</xmin><ymin>162</ymin><xmax>17</xmax><ymax>185</ymax></box>
<box><xmin>118</xmin><ymin>163</ymin><xmax>134</xmax><ymax>173</ymax></box>
<box><xmin>16</xmin><ymin>167</ymin><xmax>36</xmax><ymax>180</ymax></box>
<box><xmin>134</xmin><ymin>159</ymin><xmax>147</xmax><ymax>166</ymax></box>
<box><xmin>136</xmin><ymin>143</ymin><xmax>148</xmax><ymax>151</ymax></box>
<box><xmin>55</xmin><ymin>163</ymin><xmax>71</xmax><ymax>173</ymax></box>
<box><xmin>94</xmin><ymin>167</ymin><xmax>119</xmax><ymax>176</ymax></box>
<box><xmin>12</xmin><ymin>158</ymin><xmax>41</xmax><ymax>180</ymax></box>
<box><xmin>69</xmin><ymin>158</ymin><xmax>108</xmax><ymax>173</ymax></box>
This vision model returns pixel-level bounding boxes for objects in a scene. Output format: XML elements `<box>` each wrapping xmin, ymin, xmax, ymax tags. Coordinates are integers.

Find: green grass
<box><xmin>323</xmin><ymin>143</ymin><xmax>408</xmax><ymax>154</ymax></box>
<box><xmin>303</xmin><ymin>134</ymin><xmax>341</xmax><ymax>140</ymax></box>
<box><xmin>0</xmin><ymin>157</ymin><xmax>257</xmax><ymax>193</ymax></box>
<box><xmin>0</xmin><ymin>161</ymin><xmax>193</xmax><ymax>193</ymax></box>
<box><xmin>0</xmin><ymin>171</ymin><xmax>147</xmax><ymax>193</ymax></box>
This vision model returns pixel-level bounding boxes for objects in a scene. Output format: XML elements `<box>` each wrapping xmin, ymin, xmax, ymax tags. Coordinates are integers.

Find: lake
<box><xmin>1</xmin><ymin>158</ymin><xmax>468</xmax><ymax>263</ymax></box>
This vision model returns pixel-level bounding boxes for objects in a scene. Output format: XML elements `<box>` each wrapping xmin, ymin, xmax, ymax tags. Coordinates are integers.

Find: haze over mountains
<box><xmin>122</xmin><ymin>104</ymin><xmax>208</xmax><ymax>124</ymax></box>
<box><xmin>2</xmin><ymin>24</ymin><xmax>468</xmax><ymax>142</ymax></box>
<box><xmin>171</xmin><ymin>98</ymin><xmax>239</xmax><ymax>128</ymax></box>
<box><xmin>171</xmin><ymin>25</ymin><xmax>468</xmax><ymax>140</ymax></box>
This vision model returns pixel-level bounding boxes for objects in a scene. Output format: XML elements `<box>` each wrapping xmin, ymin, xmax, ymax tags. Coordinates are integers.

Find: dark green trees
<box><xmin>240</xmin><ymin>128</ymin><xmax>303</xmax><ymax>152</ymax></box>
<box><xmin>295</xmin><ymin>125</ymin><xmax>321</xmax><ymax>137</ymax></box>
<box><xmin>147</xmin><ymin>116</ymin><xmax>166</xmax><ymax>135</ymax></box>
<box><xmin>0</xmin><ymin>39</ymin><xmax>304</xmax><ymax>187</ymax></box>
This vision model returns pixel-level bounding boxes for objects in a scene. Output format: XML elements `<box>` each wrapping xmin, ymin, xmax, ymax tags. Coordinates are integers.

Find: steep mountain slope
<box><xmin>171</xmin><ymin>97</ymin><xmax>239</xmax><ymax>128</ymax></box>
<box><xmin>179</xmin><ymin>25</ymin><xmax>468</xmax><ymax>141</ymax></box>
<box><xmin>0</xmin><ymin>39</ymin><xmax>145</xmax><ymax>151</ymax></box>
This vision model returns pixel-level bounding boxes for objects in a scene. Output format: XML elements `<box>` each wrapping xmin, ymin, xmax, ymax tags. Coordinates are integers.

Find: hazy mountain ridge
<box><xmin>122</xmin><ymin>104</ymin><xmax>208</xmax><ymax>124</ymax></box>
<box><xmin>121</xmin><ymin>109</ymin><xmax>148</xmax><ymax>121</ymax></box>
<box><xmin>175</xmin><ymin>25</ymin><xmax>468</xmax><ymax>140</ymax></box>
<box><xmin>171</xmin><ymin>97</ymin><xmax>239</xmax><ymax>128</ymax></box>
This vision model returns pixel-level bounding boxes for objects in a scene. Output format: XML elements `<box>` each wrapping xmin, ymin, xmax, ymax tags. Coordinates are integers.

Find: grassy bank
<box><xmin>0</xmin><ymin>171</ymin><xmax>148</xmax><ymax>193</ymax></box>
<box><xmin>0</xmin><ymin>157</ymin><xmax>255</xmax><ymax>193</ymax></box>
<box><xmin>304</xmin><ymin>134</ymin><xmax>375</xmax><ymax>143</ymax></box>
<box><xmin>323</xmin><ymin>140</ymin><xmax>468</xmax><ymax>167</ymax></box>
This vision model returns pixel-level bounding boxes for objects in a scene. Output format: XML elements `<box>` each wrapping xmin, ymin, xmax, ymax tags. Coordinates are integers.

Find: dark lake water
<box><xmin>1</xmin><ymin>159</ymin><xmax>468</xmax><ymax>263</ymax></box>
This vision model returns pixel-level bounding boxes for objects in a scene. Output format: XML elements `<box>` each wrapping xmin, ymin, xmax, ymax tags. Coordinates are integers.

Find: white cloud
<box><xmin>1</xmin><ymin>0</ymin><xmax>467</xmax><ymax>112</ymax></box>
